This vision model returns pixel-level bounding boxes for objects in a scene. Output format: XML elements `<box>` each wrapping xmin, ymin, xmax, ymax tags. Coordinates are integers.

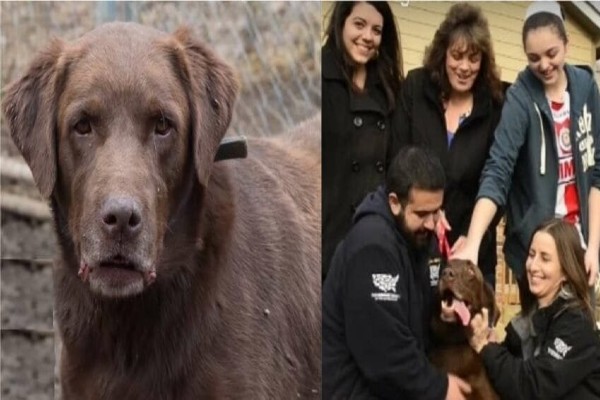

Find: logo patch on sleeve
<box><xmin>429</xmin><ymin>257</ymin><xmax>441</xmax><ymax>287</ymax></box>
<box><xmin>371</xmin><ymin>274</ymin><xmax>400</xmax><ymax>301</ymax></box>
<box><xmin>547</xmin><ymin>337</ymin><xmax>572</xmax><ymax>360</ymax></box>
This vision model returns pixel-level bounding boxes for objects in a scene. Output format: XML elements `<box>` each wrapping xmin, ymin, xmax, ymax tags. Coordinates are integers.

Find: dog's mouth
<box><xmin>78</xmin><ymin>254</ymin><xmax>156</xmax><ymax>298</ymax></box>
<box><xmin>440</xmin><ymin>288</ymin><xmax>472</xmax><ymax>327</ymax></box>
<box><xmin>99</xmin><ymin>254</ymin><xmax>136</xmax><ymax>270</ymax></box>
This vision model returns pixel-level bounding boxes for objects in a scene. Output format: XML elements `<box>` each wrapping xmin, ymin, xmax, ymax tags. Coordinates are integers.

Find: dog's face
<box><xmin>3</xmin><ymin>22</ymin><xmax>238</xmax><ymax>298</ymax></box>
<box><xmin>438</xmin><ymin>259</ymin><xmax>499</xmax><ymax>327</ymax></box>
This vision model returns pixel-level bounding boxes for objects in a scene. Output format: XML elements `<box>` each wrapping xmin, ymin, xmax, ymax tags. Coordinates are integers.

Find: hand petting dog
<box><xmin>469</xmin><ymin>308</ymin><xmax>498</xmax><ymax>353</ymax></box>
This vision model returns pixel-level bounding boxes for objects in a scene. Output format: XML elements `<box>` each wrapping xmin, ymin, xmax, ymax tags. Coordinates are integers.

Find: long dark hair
<box><xmin>423</xmin><ymin>3</ymin><xmax>503</xmax><ymax>103</ymax></box>
<box><xmin>324</xmin><ymin>1</ymin><xmax>403</xmax><ymax>111</ymax></box>
<box><xmin>525</xmin><ymin>219</ymin><xmax>595</xmax><ymax>325</ymax></box>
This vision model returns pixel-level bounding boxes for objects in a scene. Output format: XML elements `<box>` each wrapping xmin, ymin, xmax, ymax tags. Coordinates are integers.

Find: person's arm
<box><xmin>343</xmin><ymin>244</ymin><xmax>448</xmax><ymax>399</ymax></box>
<box><xmin>452</xmin><ymin>198</ymin><xmax>498</xmax><ymax>264</ymax></box>
<box><xmin>585</xmin><ymin>81</ymin><xmax>600</xmax><ymax>285</ymax></box>
<box><xmin>479</xmin><ymin>311</ymin><xmax>598</xmax><ymax>400</ymax></box>
<box><xmin>451</xmin><ymin>85</ymin><xmax>530</xmax><ymax>264</ymax></box>
<box><xmin>461</xmin><ymin>96</ymin><xmax>507</xmax><ymax>239</ymax></box>
<box><xmin>586</xmin><ymin>187</ymin><xmax>600</xmax><ymax>285</ymax></box>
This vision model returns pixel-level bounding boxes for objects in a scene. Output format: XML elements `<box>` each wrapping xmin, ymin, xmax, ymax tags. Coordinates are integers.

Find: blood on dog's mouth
<box><xmin>78</xmin><ymin>254</ymin><xmax>157</xmax><ymax>298</ymax></box>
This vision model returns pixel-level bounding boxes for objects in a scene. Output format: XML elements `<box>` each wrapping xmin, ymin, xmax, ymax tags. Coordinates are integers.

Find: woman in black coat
<box><xmin>322</xmin><ymin>1</ymin><xmax>403</xmax><ymax>279</ymax></box>
<box><xmin>469</xmin><ymin>219</ymin><xmax>600</xmax><ymax>399</ymax></box>
<box><xmin>397</xmin><ymin>3</ymin><xmax>505</xmax><ymax>288</ymax></box>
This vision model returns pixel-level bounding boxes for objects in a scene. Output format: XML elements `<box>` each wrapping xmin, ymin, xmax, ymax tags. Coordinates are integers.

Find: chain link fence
<box><xmin>1</xmin><ymin>1</ymin><xmax>321</xmax><ymax>153</ymax></box>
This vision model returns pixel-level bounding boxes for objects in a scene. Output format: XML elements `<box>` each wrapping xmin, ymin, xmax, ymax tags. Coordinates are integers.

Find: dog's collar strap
<box><xmin>215</xmin><ymin>136</ymin><xmax>248</xmax><ymax>161</ymax></box>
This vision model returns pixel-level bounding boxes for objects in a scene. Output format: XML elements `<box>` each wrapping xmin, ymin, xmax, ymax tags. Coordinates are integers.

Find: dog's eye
<box><xmin>155</xmin><ymin>116</ymin><xmax>172</xmax><ymax>136</ymax></box>
<box><xmin>74</xmin><ymin>119</ymin><xmax>92</xmax><ymax>135</ymax></box>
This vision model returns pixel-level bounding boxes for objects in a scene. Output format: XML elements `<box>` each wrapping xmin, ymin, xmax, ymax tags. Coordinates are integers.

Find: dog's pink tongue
<box><xmin>452</xmin><ymin>299</ymin><xmax>471</xmax><ymax>326</ymax></box>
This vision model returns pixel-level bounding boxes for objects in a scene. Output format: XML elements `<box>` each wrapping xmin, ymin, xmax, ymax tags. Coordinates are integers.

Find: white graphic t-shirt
<box><xmin>550</xmin><ymin>92</ymin><xmax>580</xmax><ymax>225</ymax></box>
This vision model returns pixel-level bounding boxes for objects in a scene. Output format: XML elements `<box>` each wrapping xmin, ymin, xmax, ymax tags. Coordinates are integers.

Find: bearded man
<box><xmin>322</xmin><ymin>146</ymin><xmax>471</xmax><ymax>400</ymax></box>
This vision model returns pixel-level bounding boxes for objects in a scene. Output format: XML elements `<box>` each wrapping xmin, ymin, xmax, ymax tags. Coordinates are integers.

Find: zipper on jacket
<box><xmin>534</xmin><ymin>103</ymin><xmax>546</xmax><ymax>175</ymax></box>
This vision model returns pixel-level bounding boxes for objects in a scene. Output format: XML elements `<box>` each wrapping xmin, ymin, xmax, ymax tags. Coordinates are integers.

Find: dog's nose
<box><xmin>100</xmin><ymin>197</ymin><xmax>142</xmax><ymax>238</ymax></box>
<box><xmin>441</xmin><ymin>268</ymin><xmax>455</xmax><ymax>279</ymax></box>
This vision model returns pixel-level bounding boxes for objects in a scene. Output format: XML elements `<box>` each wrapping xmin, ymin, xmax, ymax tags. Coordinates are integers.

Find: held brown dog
<box><xmin>2</xmin><ymin>22</ymin><xmax>321</xmax><ymax>399</ymax></box>
<box><xmin>429</xmin><ymin>259</ymin><xmax>500</xmax><ymax>400</ymax></box>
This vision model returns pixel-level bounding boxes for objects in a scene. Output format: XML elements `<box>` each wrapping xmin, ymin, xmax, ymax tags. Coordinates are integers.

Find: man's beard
<box><xmin>395</xmin><ymin>211</ymin><xmax>434</xmax><ymax>251</ymax></box>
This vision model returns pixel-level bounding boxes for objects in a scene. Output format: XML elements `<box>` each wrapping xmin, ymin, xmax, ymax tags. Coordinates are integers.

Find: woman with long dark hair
<box><xmin>469</xmin><ymin>219</ymin><xmax>600</xmax><ymax>399</ymax></box>
<box><xmin>322</xmin><ymin>1</ymin><xmax>403</xmax><ymax>279</ymax></box>
<box><xmin>397</xmin><ymin>2</ymin><xmax>505</xmax><ymax>289</ymax></box>
<box><xmin>454</xmin><ymin>0</ymin><xmax>600</xmax><ymax>311</ymax></box>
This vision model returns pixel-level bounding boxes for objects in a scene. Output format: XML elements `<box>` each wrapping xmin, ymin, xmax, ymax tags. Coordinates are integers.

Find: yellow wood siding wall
<box><xmin>323</xmin><ymin>1</ymin><xmax>596</xmax><ymax>83</ymax></box>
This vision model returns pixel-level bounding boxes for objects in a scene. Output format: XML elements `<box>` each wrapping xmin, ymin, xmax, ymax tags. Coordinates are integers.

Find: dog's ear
<box><xmin>2</xmin><ymin>39</ymin><xmax>66</xmax><ymax>198</ymax></box>
<box><xmin>464</xmin><ymin>259</ymin><xmax>501</xmax><ymax>326</ymax></box>
<box><xmin>168</xmin><ymin>27</ymin><xmax>239</xmax><ymax>187</ymax></box>
<box><xmin>483</xmin><ymin>281</ymin><xmax>501</xmax><ymax>326</ymax></box>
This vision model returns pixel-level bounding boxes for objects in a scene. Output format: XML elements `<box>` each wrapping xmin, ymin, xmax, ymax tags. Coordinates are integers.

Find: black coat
<box><xmin>396</xmin><ymin>67</ymin><xmax>505</xmax><ymax>280</ymax></box>
<box><xmin>481</xmin><ymin>297</ymin><xmax>600</xmax><ymax>399</ymax></box>
<box><xmin>322</xmin><ymin>45</ymin><xmax>400</xmax><ymax>279</ymax></box>
<box><xmin>322</xmin><ymin>186</ymin><xmax>447</xmax><ymax>400</ymax></box>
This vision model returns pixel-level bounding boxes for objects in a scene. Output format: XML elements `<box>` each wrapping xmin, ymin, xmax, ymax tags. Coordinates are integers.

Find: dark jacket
<box><xmin>477</xmin><ymin>64</ymin><xmax>600</xmax><ymax>276</ymax></box>
<box><xmin>396</xmin><ymin>67</ymin><xmax>505</xmax><ymax>280</ymax></box>
<box><xmin>322</xmin><ymin>186</ymin><xmax>447</xmax><ymax>400</ymax></box>
<box><xmin>481</xmin><ymin>297</ymin><xmax>600</xmax><ymax>399</ymax></box>
<box><xmin>322</xmin><ymin>44</ymin><xmax>400</xmax><ymax>279</ymax></box>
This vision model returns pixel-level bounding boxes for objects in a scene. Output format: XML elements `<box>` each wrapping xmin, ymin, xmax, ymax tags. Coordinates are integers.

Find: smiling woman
<box><xmin>321</xmin><ymin>1</ymin><xmax>403</xmax><ymax>280</ymax></box>
<box><xmin>526</xmin><ymin>229</ymin><xmax>568</xmax><ymax>308</ymax></box>
<box><xmin>341</xmin><ymin>2</ymin><xmax>383</xmax><ymax>88</ymax></box>
<box><xmin>396</xmin><ymin>2</ymin><xmax>505</xmax><ymax>290</ymax></box>
<box><xmin>468</xmin><ymin>219</ymin><xmax>600</xmax><ymax>399</ymax></box>
<box><xmin>453</xmin><ymin>1</ymin><xmax>600</xmax><ymax>316</ymax></box>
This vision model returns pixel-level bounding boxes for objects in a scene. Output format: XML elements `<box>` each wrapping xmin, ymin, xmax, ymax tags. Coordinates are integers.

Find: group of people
<box><xmin>322</xmin><ymin>1</ymin><xmax>600</xmax><ymax>399</ymax></box>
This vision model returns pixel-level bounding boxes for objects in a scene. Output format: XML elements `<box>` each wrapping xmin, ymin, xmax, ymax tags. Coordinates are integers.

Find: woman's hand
<box><xmin>450</xmin><ymin>235</ymin><xmax>467</xmax><ymax>254</ymax></box>
<box><xmin>469</xmin><ymin>308</ymin><xmax>495</xmax><ymax>353</ymax></box>
<box><xmin>450</xmin><ymin>237</ymin><xmax>479</xmax><ymax>266</ymax></box>
<box><xmin>451</xmin><ymin>198</ymin><xmax>497</xmax><ymax>265</ymax></box>
<box><xmin>584</xmin><ymin>247</ymin><xmax>599</xmax><ymax>286</ymax></box>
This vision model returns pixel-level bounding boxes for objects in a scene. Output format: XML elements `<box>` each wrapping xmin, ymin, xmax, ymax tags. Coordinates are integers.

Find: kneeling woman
<box><xmin>469</xmin><ymin>219</ymin><xmax>600</xmax><ymax>399</ymax></box>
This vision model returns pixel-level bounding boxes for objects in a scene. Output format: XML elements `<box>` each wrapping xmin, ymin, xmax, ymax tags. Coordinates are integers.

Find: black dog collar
<box><xmin>215</xmin><ymin>136</ymin><xmax>248</xmax><ymax>161</ymax></box>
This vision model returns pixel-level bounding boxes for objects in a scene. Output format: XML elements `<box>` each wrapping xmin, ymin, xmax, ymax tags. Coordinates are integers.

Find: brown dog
<box><xmin>2</xmin><ymin>22</ymin><xmax>321</xmax><ymax>399</ymax></box>
<box><xmin>430</xmin><ymin>260</ymin><xmax>500</xmax><ymax>400</ymax></box>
